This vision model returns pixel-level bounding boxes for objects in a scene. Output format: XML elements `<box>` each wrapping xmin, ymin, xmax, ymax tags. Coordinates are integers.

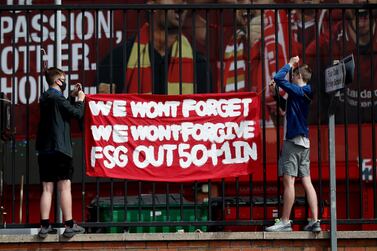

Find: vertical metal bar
<box><xmin>246</xmin><ymin>8</ymin><xmax>251</xmax><ymax>91</ymax></box>
<box><xmin>108</xmin><ymin>9</ymin><xmax>114</xmax><ymax>223</ymax></box>
<box><xmin>166</xmin><ymin>183</ymin><xmax>170</xmax><ymax>221</ymax></box>
<box><xmin>233</xmin><ymin>9</ymin><xmax>238</xmax><ymax>92</ymax></box>
<box><xmin>67</xmin><ymin>9</ymin><xmax>72</xmax><ymax>223</ymax></box>
<box><xmin>235</xmin><ymin>177</ymin><xmax>239</xmax><ymax>220</ymax></box>
<box><xmin>221</xmin><ymin>178</ymin><xmax>225</xmax><ymax>222</ymax></box>
<box><xmin>327</xmin><ymin>9</ymin><xmax>338</xmax><ymax>243</ymax></box>
<box><xmin>39</xmin><ymin>10</ymin><xmax>44</xmax><ymax>96</ymax></box>
<box><xmin>11</xmin><ymin>10</ymin><xmax>16</xmax><ymax>224</ymax></box>
<box><xmin>123</xmin><ymin>10</ymin><xmax>128</xmax><ymax>91</ymax></box>
<box><xmin>194</xmin><ymin>181</ymin><xmax>198</xmax><ymax>221</ymax></box>
<box><xmin>180</xmin><ymin>184</ymin><xmax>184</xmax><ymax>222</ymax></box>
<box><xmin>55</xmin><ymin>0</ymin><xmax>62</xmax><ymax>68</ymax></box>
<box><xmin>356</xmin><ymin>9</ymin><xmax>363</xmax><ymax>218</ymax></box>
<box><xmin>315</xmin><ymin>8</ymin><xmax>323</xmax><ymax>219</ymax></box>
<box><xmin>274</xmin><ymin>9</ymin><xmax>279</xmax><ymax>66</ymax></box>
<box><xmin>219</xmin><ymin>9</ymin><xmax>224</xmax><ymax>92</ymax></box>
<box><xmin>369</xmin><ymin>8</ymin><xmax>377</xmax><ymax>219</ymax></box>
<box><xmin>138</xmin><ymin>181</ymin><xmax>142</xmax><ymax>221</ymax></box>
<box><xmin>0</xmin><ymin>10</ymin><xmax>2</xmax><ymax>220</ymax></box>
<box><xmin>152</xmin><ymin>182</ymin><xmax>156</xmax><ymax>221</ymax></box>
<box><xmin>54</xmin><ymin>9</ymin><xmax>57</xmax><ymax>67</ymax></box>
<box><xmin>96</xmin><ymin>179</ymin><xmax>100</xmax><ymax>222</ymax></box>
<box><xmin>124</xmin><ymin>180</ymin><xmax>128</xmax><ymax>227</ymax></box>
<box><xmin>288</xmin><ymin>13</ymin><xmax>292</xmax><ymax>209</ymax></box>
<box><xmin>178</xmin><ymin>9</ymin><xmax>183</xmax><ymax>94</ymax></box>
<box><xmin>66</xmin><ymin>10</ymin><xmax>72</xmax><ymax>83</ymax></box>
<box><xmin>329</xmin><ymin>113</ymin><xmax>338</xmax><ymax>251</ymax></box>
<box><xmin>81</xmin><ymin>9</ymin><xmax>86</xmax><ymax>222</ymax></box>
<box><xmin>260</xmin><ymin>9</ymin><xmax>267</xmax><ymax>221</ymax></box>
<box><xmin>274</xmin><ymin>8</ymin><xmax>281</xmax><ymax>216</ymax></box>
<box><xmin>94</xmin><ymin>9</ymin><xmax>100</xmax><ymax>223</ymax></box>
<box><xmin>109</xmin><ymin>10</ymin><xmax>114</xmax><ymax>93</ymax></box>
<box><xmin>341</xmin><ymin>8</ymin><xmax>350</xmax><ymax>219</ymax></box>
<box><xmin>287</xmin><ymin>7</ymin><xmax>293</xmax><ymax>218</ymax></box>
<box><xmin>95</xmin><ymin>9</ymin><xmax>99</xmax><ymax>93</ymax></box>
<box><xmin>150</xmin><ymin>9</ymin><xmax>155</xmax><ymax>93</ymax></box>
<box><xmin>249</xmin><ymin>175</ymin><xmax>253</xmax><ymax>221</ymax></box>
<box><xmin>288</xmin><ymin>9</ymin><xmax>292</xmax><ymax>58</ymax></box>
<box><xmin>53</xmin><ymin>8</ymin><xmax>60</xmax><ymax>224</ymax></box>
<box><xmin>192</xmin><ymin>9</ymin><xmax>197</xmax><ymax>93</ymax></box>
<box><xmin>122</xmin><ymin>10</ymin><xmax>129</xmax><ymax>226</ymax></box>
<box><xmin>110</xmin><ymin>178</ymin><xmax>114</xmax><ymax>222</ymax></box>
<box><xmin>164</xmin><ymin>9</ymin><xmax>168</xmax><ymax>94</ymax></box>
<box><xmin>137</xmin><ymin>10</ymin><xmax>141</xmax><ymax>93</ymax></box>
<box><xmin>301</xmin><ymin>9</ymin><xmax>306</xmax><ymax>63</ymax></box>
<box><xmin>205</xmin><ymin>9</ymin><xmax>210</xmax><ymax>92</ymax></box>
<box><xmin>25</xmin><ymin>10</ymin><xmax>30</xmax><ymax>223</ymax></box>
<box><xmin>328</xmin><ymin>9</ymin><xmax>333</xmax><ymax>65</ymax></box>
<box><xmin>208</xmin><ymin>180</ymin><xmax>212</xmax><ymax>222</ymax></box>
<box><xmin>301</xmin><ymin>6</ymin><xmax>309</xmax><ymax>219</ymax></box>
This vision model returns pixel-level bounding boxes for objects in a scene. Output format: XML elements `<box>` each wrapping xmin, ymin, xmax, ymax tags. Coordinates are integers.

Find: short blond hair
<box><xmin>293</xmin><ymin>64</ymin><xmax>312</xmax><ymax>83</ymax></box>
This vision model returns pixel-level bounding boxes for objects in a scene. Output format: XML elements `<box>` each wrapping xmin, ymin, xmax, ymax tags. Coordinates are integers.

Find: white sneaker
<box><xmin>265</xmin><ymin>219</ymin><xmax>292</xmax><ymax>232</ymax></box>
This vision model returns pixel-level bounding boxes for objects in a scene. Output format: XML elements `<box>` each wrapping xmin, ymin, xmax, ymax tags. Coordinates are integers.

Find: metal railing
<box><xmin>0</xmin><ymin>3</ymin><xmax>376</xmax><ymax>233</ymax></box>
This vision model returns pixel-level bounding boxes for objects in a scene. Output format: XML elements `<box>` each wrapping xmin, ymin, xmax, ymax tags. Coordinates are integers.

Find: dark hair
<box><xmin>44</xmin><ymin>67</ymin><xmax>64</xmax><ymax>86</ymax></box>
<box><xmin>293</xmin><ymin>64</ymin><xmax>312</xmax><ymax>83</ymax></box>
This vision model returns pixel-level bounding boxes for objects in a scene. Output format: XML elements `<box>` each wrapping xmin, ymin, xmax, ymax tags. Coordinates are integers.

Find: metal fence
<box><xmin>0</xmin><ymin>2</ymin><xmax>376</xmax><ymax>233</ymax></box>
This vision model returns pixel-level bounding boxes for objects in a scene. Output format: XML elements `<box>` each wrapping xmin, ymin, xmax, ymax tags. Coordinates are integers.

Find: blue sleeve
<box><xmin>273</xmin><ymin>64</ymin><xmax>308</xmax><ymax>97</ymax></box>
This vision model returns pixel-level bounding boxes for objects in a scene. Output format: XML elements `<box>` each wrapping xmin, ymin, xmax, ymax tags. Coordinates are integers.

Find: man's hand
<box><xmin>289</xmin><ymin>56</ymin><xmax>299</xmax><ymax>68</ymax></box>
<box><xmin>77</xmin><ymin>90</ymin><xmax>85</xmax><ymax>102</ymax></box>
<box><xmin>71</xmin><ymin>83</ymin><xmax>82</xmax><ymax>97</ymax></box>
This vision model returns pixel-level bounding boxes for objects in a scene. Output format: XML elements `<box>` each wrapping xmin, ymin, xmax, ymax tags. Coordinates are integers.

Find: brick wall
<box><xmin>1</xmin><ymin>239</ymin><xmax>377</xmax><ymax>250</ymax></box>
<box><xmin>0</xmin><ymin>232</ymin><xmax>376</xmax><ymax>250</ymax></box>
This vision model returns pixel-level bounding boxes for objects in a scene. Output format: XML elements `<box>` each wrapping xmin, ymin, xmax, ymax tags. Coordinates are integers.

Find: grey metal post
<box><xmin>325</xmin><ymin>60</ymin><xmax>348</xmax><ymax>251</ymax></box>
<box><xmin>326</xmin><ymin>55</ymin><xmax>354</xmax><ymax>251</ymax></box>
<box><xmin>329</xmin><ymin>111</ymin><xmax>337</xmax><ymax>250</ymax></box>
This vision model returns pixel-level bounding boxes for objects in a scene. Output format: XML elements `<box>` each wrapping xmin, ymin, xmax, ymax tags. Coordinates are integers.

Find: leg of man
<box><xmin>59</xmin><ymin>179</ymin><xmax>85</xmax><ymax>238</ymax></box>
<box><xmin>38</xmin><ymin>182</ymin><xmax>58</xmax><ymax>238</ymax></box>
<box><xmin>58</xmin><ymin>179</ymin><xmax>72</xmax><ymax>221</ymax></box>
<box><xmin>40</xmin><ymin>182</ymin><xmax>54</xmax><ymax>219</ymax></box>
<box><xmin>302</xmin><ymin>176</ymin><xmax>321</xmax><ymax>232</ymax></box>
<box><xmin>301</xmin><ymin>176</ymin><xmax>318</xmax><ymax>221</ymax></box>
<box><xmin>281</xmin><ymin>174</ymin><xmax>295</xmax><ymax>222</ymax></box>
<box><xmin>265</xmin><ymin>174</ymin><xmax>295</xmax><ymax>232</ymax></box>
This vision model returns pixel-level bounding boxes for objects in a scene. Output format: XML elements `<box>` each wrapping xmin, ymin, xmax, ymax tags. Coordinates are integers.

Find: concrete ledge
<box><xmin>0</xmin><ymin>231</ymin><xmax>376</xmax><ymax>243</ymax></box>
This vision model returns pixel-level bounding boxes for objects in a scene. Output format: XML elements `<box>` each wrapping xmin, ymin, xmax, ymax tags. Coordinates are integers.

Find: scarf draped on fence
<box><xmin>125</xmin><ymin>23</ymin><xmax>194</xmax><ymax>94</ymax></box>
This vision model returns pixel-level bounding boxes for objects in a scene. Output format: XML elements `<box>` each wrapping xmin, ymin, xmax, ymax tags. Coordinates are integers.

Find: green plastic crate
<box><xmin>89</xmin><ymin>194</ymin><xmax>208</xmax><ymax>233</ymax></box>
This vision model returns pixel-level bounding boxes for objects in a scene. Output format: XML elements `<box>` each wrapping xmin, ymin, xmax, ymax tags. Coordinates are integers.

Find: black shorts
<box><xmin>38</xmin><ymin>152</ymin><xmax>74</xmax><ymax>182</ymax></box>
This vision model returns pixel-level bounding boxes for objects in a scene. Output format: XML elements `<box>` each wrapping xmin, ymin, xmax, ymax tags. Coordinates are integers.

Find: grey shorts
<box><xmin>278</xmin><ymin>140</ymin><xmax>310</xmax><ymax>177</ymax></box>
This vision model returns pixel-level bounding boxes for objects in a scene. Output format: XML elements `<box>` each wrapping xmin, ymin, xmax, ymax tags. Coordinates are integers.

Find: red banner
<box><xmin>85</xmin><ymin>92</ymin><xmax>260</xmax><ymax>182</ymax></box>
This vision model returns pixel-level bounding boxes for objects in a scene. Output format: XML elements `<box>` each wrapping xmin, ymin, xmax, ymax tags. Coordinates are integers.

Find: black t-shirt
<box><xmin>36</xmin><ymin>88</ymin><xmax>84</xmax><ymax>158</ymax></box>
<box><xmin>98</xmin><ymin>36</ymin><xmax>212</xmax><ymax>94</ymax></box>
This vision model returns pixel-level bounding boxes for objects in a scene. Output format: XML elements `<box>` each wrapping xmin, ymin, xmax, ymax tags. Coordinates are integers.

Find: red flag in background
<box><xmin>250</xmin><ymin>10</ymin><xmax>301</xmax><ymax>126</ymax></box>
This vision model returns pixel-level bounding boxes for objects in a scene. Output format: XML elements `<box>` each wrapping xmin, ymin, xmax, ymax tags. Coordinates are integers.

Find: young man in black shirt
<box><xmin>36</xmin><ymin>67</ymin><xmax>85</xmax><ymax>238</ymax></box>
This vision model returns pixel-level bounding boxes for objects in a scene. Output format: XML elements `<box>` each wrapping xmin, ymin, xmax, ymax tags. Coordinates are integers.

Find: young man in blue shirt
<box><xmin>265</xmin><ymin>56</ymin><xmax>321</xmax><ymax>232</ymax></box>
